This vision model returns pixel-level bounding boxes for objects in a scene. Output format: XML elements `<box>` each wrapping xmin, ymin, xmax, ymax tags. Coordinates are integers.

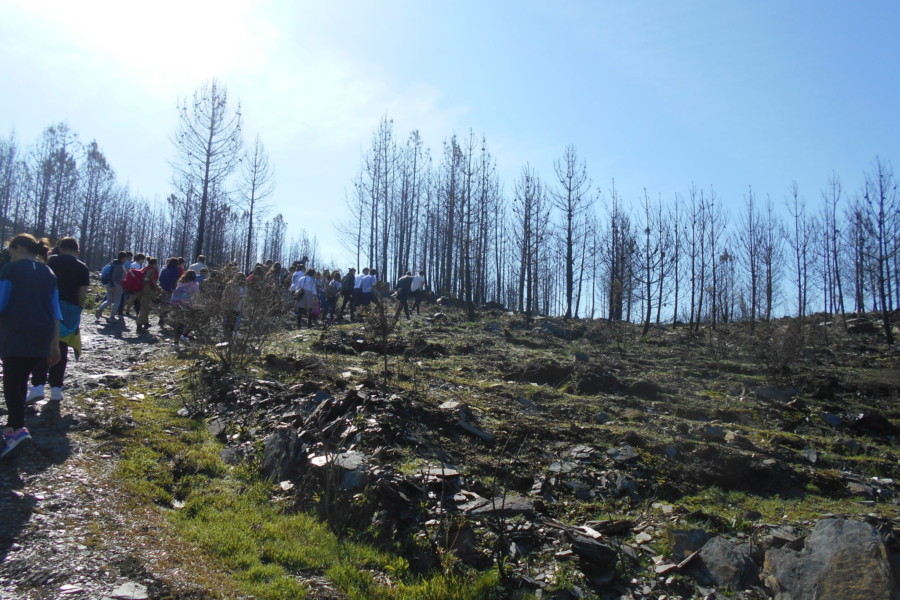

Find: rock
<box><xmin>341</xmin><ymin>469</ymin><xmax>368</xmax><ymax>491</ymax></box>
<box><xmin>850</xmin><ymin>413</ymin><xmax>899</xmax><ymax>436</ymax></box>
<box><xmin>108</xmin><ymin>582</ymin><xmax>149</xmax><ymax>600</ymax></box>
<box><xmin>629</xmin><ymin>379</ymin><xmax>661</xmax><ymax>399</ymax></box>
<box><xmin>593</xmin><ymin>412</ymin><xmax>610</xmax><ymax>424</ymax></box>
<box><xmin>754</xmin><ymin>386</ymin><xmax>794</xmax><ymax>403</ymax></box>
<box><xmin>574</xmin><ymin>351</ymin><xmax>590</xmax><ymax>362</ymax></box>
<box><xmin>568</xmin><ymin>445</ymin><xmax>595</xmax><ymax>460</ymax></box>
<box><xmin>458</xmin><ymin>420</ymin><xmax>494</xmax><ymax>441</ymax></box>
<box><xmin>261</xmin><ymin>428</ymin><xmax>298</xmax><ymax>482</ymax></box>
<box><xmin>839</xmin><ymin>438</ymin><xmax>862</xmax><ymax>453</ymax></box>
<box><xmin>802</xmin><ymin>447</ymin><xmax>818</xmax><ymax>464</ymax></box>
<box><xmin>689</xmin><ymin>537</ymin><xmax>759</xmax><ymax>590</ymax></box>
<box><xmin>847</xmin><ymin>481</ymin><xmax>876</xmax><ymax>497</ymax></box>
<box><xmin>608</xmin><ymin>472</ymin><xmax>638</xmax><ymax>497</ymax></box>
<box><xmin>505</xmin><ymin>358</ymin><xmax>573</xmax><ymax>386</ymax></box>
<box><xmin>550</xmin><ymin>461</ymin><xmax>578</xmax><ymax>474</ymax></box>
<box><xmin>483</xmin><ymin>321</ymin><xmax>502</xmax><ymax>332</ymax></box>
<box><xmin>668</xmin><ymin>529</ymin><xmax>710</xmax><ymax>560</ymax></box>
<box><xmin>847</xmin><ymin>318</ymin><xmax>879</xmax><ymax>334</ymax></box>
<box><xmin>762</xmin><ymin>518</ymin><xmax>898</xmax><ymax>600</ymax></box>
<box><xmin>787</xmin><ymin>398</ymin><xmax>807</xmax><ymax>411</ymax></box>
<box><xmin>541</xmin><ymin>320</ymin><xmax>570</xmax><ymax>339</ymax></box>
<box><xmin>652</xmin><ymin>502</ymin><xmax>675</xmax><ymax>515</ymax></box>
<box><xmin>446</xmin><ymin>521</ymin><xmax>478</xmax><ymax>566</ymax></box>
<box><xmin>570</xmin><ymin>365</ymin><xmax>623</xmax><ymax>395</ymax></box>
<box><xmin>822</xmin><ymin>413</ymin><xmax>843</xmax><ymax>428</ymax></box>
<box><xmin>565</xmin><ymin>531</ymin><xmax>618</xmax><ymax>586</ymax></box>
<box><xmin>334</xmin><ymin>451</ymin><xmax>365</xmax><ymax>471</ymax></box>
<box><xmin>206</xmin><ymin>417</ymin><xmax>227</xmax><ymax>438</ymax></box>
<box><xmin>607</xmin><ymin>445</ymin><xmax>638</xmax><ymax>463</ymax></box>
<box><xmin>466</xmin><ymin>495</ymin><xmax>535</xmax><ymax>517</ymax></box>
<box><xmin>701</xmin><ymin>425</ymin><xmax>726</xmax><ymax>442</ymax></box>
<box><xmin>439</xmin><ymin>400</ymin><xmax>465</xmax><ymax>411</ymax></box>
<box><xmin>219</xmin><ymin>448</ymin><xmax>240</xmax><ymax>465</ymax></box>
<box><xmin>724</xmin><ymin>431</ymin><xmax>757</xmax><ymax>451</ymax></box>
<box><xmin>424</xmin><ymin>465</ymin><xmax>460</xmax><ymax>479</ymax></box>
<box><xmin>565</xmin><ymin>481</ymin><xmax>594</xmax><ymax>501</ymax></box>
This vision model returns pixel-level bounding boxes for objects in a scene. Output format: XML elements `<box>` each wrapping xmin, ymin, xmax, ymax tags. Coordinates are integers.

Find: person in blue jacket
<box><xmin>0</xmin><ymin>234</ymin><xmax>61</xmax><ymax>459</ymax></box>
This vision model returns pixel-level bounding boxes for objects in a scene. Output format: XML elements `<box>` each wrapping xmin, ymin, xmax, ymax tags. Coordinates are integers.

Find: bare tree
<box><xmin>738</xmin><ymin>187</ymin><xmax>763</xmax><ymax>331</ymax></box>
<box><xmin>861</xmin><ymin>158</ymin><xmax>898</xmax><ymax>344</ymax></box>
<box><xmin>603</xmin><ymin>181</ymin><xmax>636</xmax><ymax>322</ymax></box>
<box><xmin>700</xmin><ymin>187</ymin><xmax>726</xmax><ymax>330</ymax></box>
<box><xmin>786</xmin><ymin>182</ymin><xmax>816</xmax><ymax>319</ymax></box>
<box><xmin>636</xmin><ymin>191</ymin><xmax>666</xmax><ymax>335</ymax></box>
<box><xmin>671</xmin><ymin>193</ymin><xmax>684</xmax><ymax>325</ymax></box>
<box><xmin>551</xmin><ymin>145</ymin><xmax>593</xmax><ymax>319</ymax></box>
<box><xmin>171</xmin><ymin>78</ymin><xmax>243</xmax><ymax>259</ymax></box>
<box><xmin>0</xmin><ymin>132</ymin><xmax>25</xmax><ymax>242</ymax></box>
<box><xmin>685</xmin><ymin>184</ymin><xmax>706</xmax><ymax>331</ymax></box>
<box><xmin>77</xmin><ymin>140</ymin><xmax>116</xmax><ymax>266</ymax></box>
<box><xmin>239</xmin><ymin>134</ymin><xmax>275</xmax><ymax>271</ymax></box>
<box><xmin>819</xmin><ymin>173</ymin><xmax>847</xmax><ymax>323</ymax></box>
<box><xmin>512</xmin><ymin>165</ymin><xmax>548</xmax><ymax>320</ymax></box>
<box><xmin>760</xmin><ymin>196</ymin><xmax>784</xmax><ymax>321</ymax></box>
<box><xmin>29</xmin><ymin>123</ymin><xmax>79</xmax><ymax>238</ymax></box>
<box><xmin>262</xmin><ymin>213</ymin><xmax>288</xmax><ymax>264</ymax></box>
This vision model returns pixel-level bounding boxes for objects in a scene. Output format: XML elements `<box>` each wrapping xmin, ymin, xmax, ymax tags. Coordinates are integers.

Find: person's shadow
<box><xmin>0</xmin><ymin>312</ymin><xmax>166</xmax><ymax>562</ymax></box>
<box><xmin>0</xmin><ymin>395</ymin><xmax>75</xmax><ymax>561</ymax></box>
<box><xmin>97</xmin><ymin>317</ymin><xmax>163</xmax><ymax>345</ymax></box>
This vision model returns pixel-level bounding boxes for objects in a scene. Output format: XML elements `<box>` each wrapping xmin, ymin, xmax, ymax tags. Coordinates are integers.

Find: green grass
<box><xmin>676</xmin><ymin>486</ymin><xmax>892</xmax><ymax>527</ymax></box>
<box><xmin>112</xmin><ymin>383</ymin><xmax>504</xmax><ymax>599</ymax></box>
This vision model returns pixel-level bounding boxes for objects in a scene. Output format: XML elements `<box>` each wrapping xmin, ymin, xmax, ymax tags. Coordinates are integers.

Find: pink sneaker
<box><xmin>1</xmin><ymin>427</ymin><xmax>32</xmax><ymax>459</ymax></box>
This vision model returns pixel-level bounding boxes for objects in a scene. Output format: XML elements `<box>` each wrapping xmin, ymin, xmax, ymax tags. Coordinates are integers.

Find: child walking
<box><xmin>0</xmin><ymin>234</ymin><xmax>62</xmax><ymax>459</ymax></box>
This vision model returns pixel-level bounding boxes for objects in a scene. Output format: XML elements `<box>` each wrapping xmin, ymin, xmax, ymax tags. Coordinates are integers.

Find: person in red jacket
<box><xmin>123</xmin><ymin>257</ymin><xmax>160</xmax><ymax>333</ymax></box>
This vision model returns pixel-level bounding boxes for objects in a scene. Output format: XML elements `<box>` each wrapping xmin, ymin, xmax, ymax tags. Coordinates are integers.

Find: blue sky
<box><xmin>1</xmin><ymin>0</ymin><xmax>897</xmax><ymax>265</ymax></box>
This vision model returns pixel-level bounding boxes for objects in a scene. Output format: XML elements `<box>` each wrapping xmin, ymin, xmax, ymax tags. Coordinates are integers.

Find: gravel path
<box><xmin>0</xmin><ymin>315</ymin><xmax>230</xmax><ymax>599</ymax></box>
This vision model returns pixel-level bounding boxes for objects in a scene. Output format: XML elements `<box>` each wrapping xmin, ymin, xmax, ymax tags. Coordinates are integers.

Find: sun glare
<box><xmin>14</xmin><ymin>0</ymin><xmax>271</xmax><ymax>93</ymax></box>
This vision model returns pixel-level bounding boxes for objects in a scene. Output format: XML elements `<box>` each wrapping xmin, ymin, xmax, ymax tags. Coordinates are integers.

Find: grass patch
<box><xmin>112</xmin><ymin>382</ymin><xmax>504</xmax><ymax>599</ymax></box>
<box><xmin>676</xmin><ymin>486</ymin><xmax>892</xmax><ymax>526</ymax></box>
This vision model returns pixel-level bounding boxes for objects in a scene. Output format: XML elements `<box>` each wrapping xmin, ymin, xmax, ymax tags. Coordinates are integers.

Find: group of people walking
<box><xmin>0</xmin><ymin>234</ymin><xmax>89</xmax><ymax>459</ymax></box>
<box><xmin>0</xmin><ymin>233</ymin><xmax>431</xmax><ymax>460</ymax></box>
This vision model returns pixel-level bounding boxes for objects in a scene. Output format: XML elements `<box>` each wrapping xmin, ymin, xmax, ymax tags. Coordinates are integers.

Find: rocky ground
<box><xmin>1</xmin><ymin>303</ymin><xmax>899</xmax><ymax>599</ymax></box>
<box><xmin>0</xmin><ymin>316</ymin><xmax>243</xmax><ymax>600</ymax></box>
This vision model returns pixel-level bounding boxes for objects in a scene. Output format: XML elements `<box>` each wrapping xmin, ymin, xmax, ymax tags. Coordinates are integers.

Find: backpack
<box><xmin>341</xmin><ymin>273</ymin><xmax>355</xmax><ymax>293</ymax></box>
<box><xmin>326</xmin><ymin>280</ymin><xmax>339</xmax><ymax>298</ymax></box>
<box><xmin>122</xmin><ymin>267</ymin><xmax>146</xmax><ymax>293</ymax></box>
<box><xmin>99</xmin><ymin>261</ymin><xmax>115</xmax><ymax>285</ymax></box>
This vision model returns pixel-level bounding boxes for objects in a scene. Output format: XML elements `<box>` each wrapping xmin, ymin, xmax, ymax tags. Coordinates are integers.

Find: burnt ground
<box><xmin>0</xmin><ymin>303</ymin><xmax>899</xmax><ymax>599</ymax></box>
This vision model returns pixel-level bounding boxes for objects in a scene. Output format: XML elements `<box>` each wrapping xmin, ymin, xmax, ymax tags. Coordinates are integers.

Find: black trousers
<box><xmin>31</xmin><ymin>341</ymin><xmax>70</xmax><ymax>389</ymax></box>
<box><xmin>3</xmin><ymin>356</ymin><xmax>46</xmax><ymax>429</ymax></box>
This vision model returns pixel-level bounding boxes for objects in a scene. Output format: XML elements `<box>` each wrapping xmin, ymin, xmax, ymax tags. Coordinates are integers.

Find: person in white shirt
<box><xmin>351</xmin><ymin>267</ymin><xmax>368</xmax><ymax>318</ymax></box>
<box><xmin>411</xmin><ymin>270</ymin><xmax>426</xmax><ymax>315</ymax></box>
<box><xmin>130</xmin><ymin>253</ymin><xmax>146</xmax><ymax>270</ymax></box>
<box><xmin>290</xmin><ymin>267</ymin><xmax>319</xmax><ymax>327</ymax></box>
<box><xmin>360</xmin><ymin>268</ymin><xmax>379</xmax><ymax>306</ymax></box>
<box><xmin>188</xmin><ymin>255</ymin><xmax>207</xmax><ymax>276</ymax></box>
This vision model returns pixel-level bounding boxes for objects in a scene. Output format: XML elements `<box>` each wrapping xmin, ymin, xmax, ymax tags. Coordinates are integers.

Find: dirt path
<box><xmin>0</xmin><ymin>315</ymin><xmax>232</xmax><ymax>599</ymax></box>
